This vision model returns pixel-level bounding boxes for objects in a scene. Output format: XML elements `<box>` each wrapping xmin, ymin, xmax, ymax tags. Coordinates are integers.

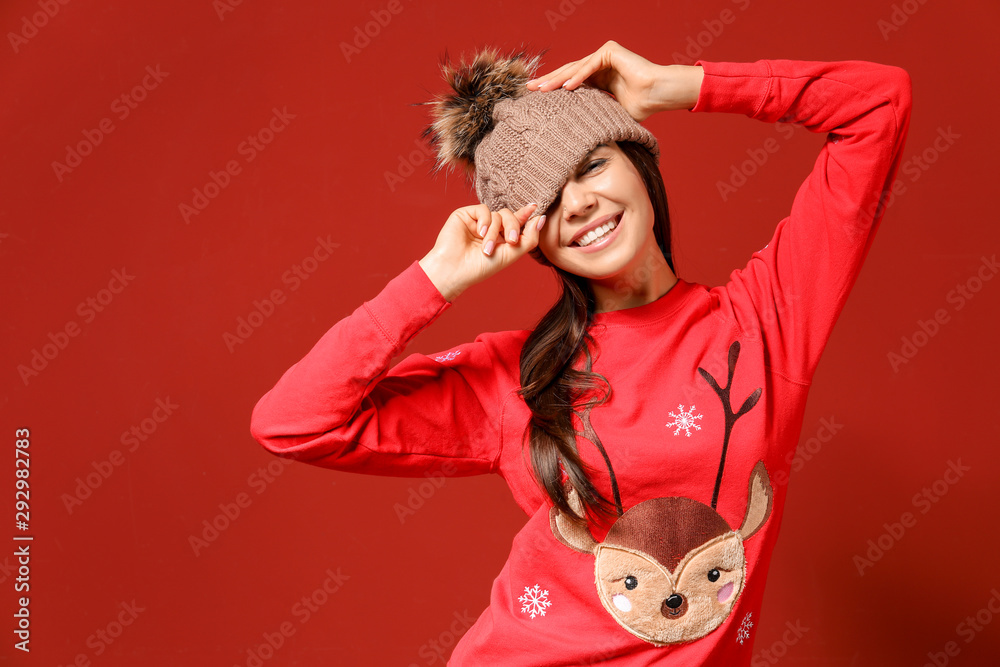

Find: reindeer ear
<box><xmin>738</xmin><ymin>461</ymin><xmax>774</xmax><ymax>540</ymax></box>
<box><xmin>549</xmin><ymin>484</ymin><xmax>599</xmax><ymax>554</ymax></box>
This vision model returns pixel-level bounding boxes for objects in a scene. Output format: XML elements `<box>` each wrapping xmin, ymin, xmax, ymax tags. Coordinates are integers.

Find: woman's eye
<box><xmin>583</xmin><ymin>159</ymin><xmax>606</xmax><ymax>174</ymax></box>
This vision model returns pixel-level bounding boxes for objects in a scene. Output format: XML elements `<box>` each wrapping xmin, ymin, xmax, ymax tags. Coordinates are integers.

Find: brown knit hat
<box><xmin>421</xmin><ymin>47</ymin><xmax>659</xmax><ymax>216</ymax></box>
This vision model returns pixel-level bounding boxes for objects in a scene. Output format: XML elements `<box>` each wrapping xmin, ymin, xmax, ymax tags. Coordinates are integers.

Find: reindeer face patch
<box><xmin>596</xmin><ymin>499</ymin><xmax>747</xmax><ymax>644</ymax></box>
<box><xmin>548</xmin><ymin>341</ymin><xmax>772</xmax><ymax>645</ymax></box>
<box><xmin>550</xmin><ymin>462</ymin><xmax>772</xmax><ymax>645</ymax></box>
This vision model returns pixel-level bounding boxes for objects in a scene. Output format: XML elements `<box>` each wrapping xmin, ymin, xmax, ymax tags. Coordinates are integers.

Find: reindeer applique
<box><xmin>549</xmin><ymin>340</ymin><xmax>774</xmax><ymax>646</ymax></box>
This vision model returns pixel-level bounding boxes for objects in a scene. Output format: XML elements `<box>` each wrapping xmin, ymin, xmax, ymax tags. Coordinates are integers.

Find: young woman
<box><xmin>251</xmin><ymin>41</ymin><xmax>912</xmax><ymax>665</ymax></box>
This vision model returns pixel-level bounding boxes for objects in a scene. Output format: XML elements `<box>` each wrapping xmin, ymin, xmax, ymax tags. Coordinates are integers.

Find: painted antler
<box><xmin>549</xmin><ymin>341</ymin><xmax>774</xmax><ymax>646</ymax></box>
<box><xmin>697</xmin><ymin>341</ymin><xmax>762</xmax><ymax>509</ymax></box>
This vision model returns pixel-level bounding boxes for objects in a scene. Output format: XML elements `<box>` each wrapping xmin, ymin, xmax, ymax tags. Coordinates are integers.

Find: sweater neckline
<box><xmin>589</xmin><ymin>277</ymin><xmax>693</xmax><ymax>328</ymax></box>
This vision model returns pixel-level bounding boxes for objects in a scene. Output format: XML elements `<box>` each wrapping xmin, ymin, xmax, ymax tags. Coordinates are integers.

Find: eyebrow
<box><xmin>574</xmin><ymin>143</ymin><xmax>608</xmax><ymax>170</ymax></box>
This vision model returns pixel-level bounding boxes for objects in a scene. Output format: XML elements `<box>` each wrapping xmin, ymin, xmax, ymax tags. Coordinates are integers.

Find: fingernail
<box><xmin>478</xmin><ymin>224</ymin><xmax>487</xmax><ymax>237</ymax></box>
<box><xmin>536</xmin><ymin>214</ymin><xmax>547</xmax><ymax>231</ymax></box>
<box><xmin>508</xmin><ymin>229</ymin><xmax>518</xmax><ymax>242</ymax></box>
<box><xmin>484</xmin><ymin>240</ymin><xmax>494</xmax><ymax>255</ymax></box>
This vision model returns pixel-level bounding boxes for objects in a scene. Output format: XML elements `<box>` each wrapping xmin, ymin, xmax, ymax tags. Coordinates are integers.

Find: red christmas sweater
<box><xmin>251</xmin><ymin>58</ymin><xmax>912</xmax><ymax>665</ymax></box>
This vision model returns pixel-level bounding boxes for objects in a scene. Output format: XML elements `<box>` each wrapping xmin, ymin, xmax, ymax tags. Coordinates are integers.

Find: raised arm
<box><xmin>250</xmin><ymin>259</ymin><xmax>507</xmax><ymax>477</ymax></box>
<box><xmin>529</xmin><ymin>45</ymin><xmax>912</xmax><ymax>381</ymax></box>
<box><xmin>251</xmin><ymin>181</ymin><xmax>547</xmax><ymax>476</ymax></box>
<box><xmin>690</xmin><ymin>58</ymin><xmax>913</xmax><ymax>382</ymax></box>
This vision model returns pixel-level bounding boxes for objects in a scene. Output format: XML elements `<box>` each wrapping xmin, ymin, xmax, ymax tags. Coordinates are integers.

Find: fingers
<box><xmin>480</xmin><ymin>203</ymin><xmax>542</xmax><ymax>256</ymax></box>
<box><xmin>527</xmin><ymin>60</ymin><xmax>582</xmax><ymax>90</ymax></box>
<box><xmin>528</xmin><ymin>42</ymin><xmax>620</xmax><ymax>91</ymax></box>
<box><xmin>559</xmin><ymin>52</ymin><xmax>604</xmax><ymax>90</ymax></box>
<box><xmin>479</xmin><ymin>209</ymin><xmax>502</xmax><ymax>256</ymax></box>
<box><xmin>532</xmin><ymin>58</ymin><xmax>595</xmax><ymax>91</ymax></box>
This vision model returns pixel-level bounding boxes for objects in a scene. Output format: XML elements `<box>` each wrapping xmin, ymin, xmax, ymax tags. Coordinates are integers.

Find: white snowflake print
<box><xmin>518</xmin><ymin>584</ymin><xmax>552</xmax><ymax>619</ymax></box>
<box><xmin>434</xmin><ymin>350</ymin><xmax>462</xmax><ymax>363</ymax></box>
<box><xmin>665</xmin><ymin>404</ymin><xmax>703</xmax><ymax>437</ymax></box>
<box><xmin>736</xmin><ymin>612</ymin><xmax>753</xmax><ymax>645</ymax></box>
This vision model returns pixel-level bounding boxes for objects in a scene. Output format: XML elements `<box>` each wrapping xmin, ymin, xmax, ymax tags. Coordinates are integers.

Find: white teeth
<box><xmin>576</xmin><ymin>217</ymin><xmax>619</xmax><ymax>247</ymax></box>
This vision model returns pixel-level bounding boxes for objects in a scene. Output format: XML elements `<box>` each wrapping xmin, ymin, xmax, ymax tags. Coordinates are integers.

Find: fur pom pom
<box><xmin>420</xmin><ymin>47</ymin><xmax>543</xmax><ymax>178</ymax></box>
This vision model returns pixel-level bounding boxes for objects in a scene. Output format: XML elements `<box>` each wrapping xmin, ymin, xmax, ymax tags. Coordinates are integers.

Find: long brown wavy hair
<box><xmin>516</xmin><ymin>140</ymin><xmax>674</xmax><ymax>526</ymax></box>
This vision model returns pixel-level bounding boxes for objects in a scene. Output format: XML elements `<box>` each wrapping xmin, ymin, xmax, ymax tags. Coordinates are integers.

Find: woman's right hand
<box><xmin>418</xmin><ymin>202</ymin><xmax>546</xmax><ymax>301</ymax></box>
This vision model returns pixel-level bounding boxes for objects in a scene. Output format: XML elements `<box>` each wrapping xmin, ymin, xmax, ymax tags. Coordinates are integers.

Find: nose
<box><xmin>559</xmin><ymin>178</ymin><xmax>596</xmax><ymax>223</ymax></box>
<box><xmin>661</xmin><ymin>594</ymin><xmax>688</xmax><ymax>619</ymax></box>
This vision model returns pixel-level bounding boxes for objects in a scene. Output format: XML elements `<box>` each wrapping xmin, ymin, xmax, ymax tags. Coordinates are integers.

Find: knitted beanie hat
<box><xmin>421</xmin><ymin>47</ymin><xmax>660</xmax><ymax>217</ymax></box>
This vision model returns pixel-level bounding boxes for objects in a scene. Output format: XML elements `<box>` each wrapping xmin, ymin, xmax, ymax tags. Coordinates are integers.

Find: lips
<box><xmin>570</xmin><ymin>211</ymin><xmax>623</xmax><ymax>247</ymax></box>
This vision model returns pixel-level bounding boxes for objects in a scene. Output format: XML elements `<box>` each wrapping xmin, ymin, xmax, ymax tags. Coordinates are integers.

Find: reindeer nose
<box><xmin>661</xmin><ymin>594</ymin><xmax>688</xmax><ymax>619</ymax></box>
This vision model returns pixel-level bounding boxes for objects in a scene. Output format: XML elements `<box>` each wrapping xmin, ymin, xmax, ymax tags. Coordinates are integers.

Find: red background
<box><xmin>3</xmin><ymin>0</ymin><xmax>998</xmax><ymax>665</ymax></box>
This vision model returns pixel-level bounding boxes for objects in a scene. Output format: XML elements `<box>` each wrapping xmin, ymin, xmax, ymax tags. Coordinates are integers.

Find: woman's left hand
<box><xmin>526</xmin><ymin>40</ymin><xmax>703</xmax><ymax>121</ymax></box>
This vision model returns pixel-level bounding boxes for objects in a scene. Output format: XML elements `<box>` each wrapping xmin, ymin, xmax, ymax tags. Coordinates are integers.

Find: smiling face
<box><xmin>537</xmin><ymin>141</ymin><xmax>659</xmax><ymax>281</ymax></box>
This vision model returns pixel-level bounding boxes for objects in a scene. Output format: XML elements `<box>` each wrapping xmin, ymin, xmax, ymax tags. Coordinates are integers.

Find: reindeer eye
<box><xmin>624</xmin><ymin>576</ymin><xmax>638</xmax><ymax>590</ymax></box>
<box><xmin>707</xmin><ymin>569</ymin><xmax>721</xmax><ymax>582</ymax></box>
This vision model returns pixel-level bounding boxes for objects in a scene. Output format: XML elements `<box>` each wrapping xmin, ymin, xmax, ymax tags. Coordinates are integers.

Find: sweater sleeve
<box><xmin>249</xmin><ymin>260</ymin><xmax>503</xmax><ymax>477</ymax></box>
<box><xmin>690</xmin><ymin>59</ymin><xmax>913</xmax><ymax>383</ymax></box>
